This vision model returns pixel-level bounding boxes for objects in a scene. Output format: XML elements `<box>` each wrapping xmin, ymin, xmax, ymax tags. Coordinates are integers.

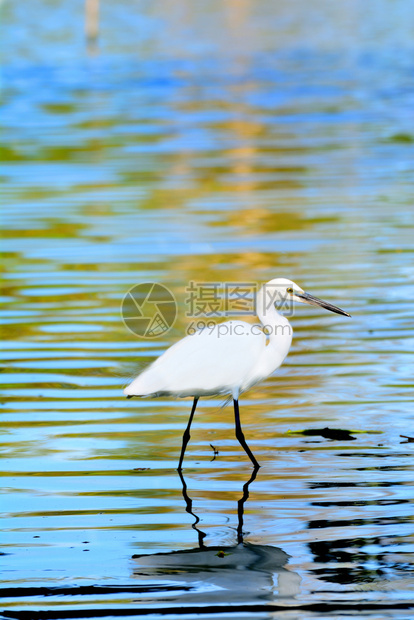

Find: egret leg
<box><xmin>178</xmin><ymin>397</ymin><xmax>199</xmax><ymax>470</ymax></box>
<box><xmin>233</xmin><ymin>399</ymin><xmax>260</xmax><ymax>468</ymax></box>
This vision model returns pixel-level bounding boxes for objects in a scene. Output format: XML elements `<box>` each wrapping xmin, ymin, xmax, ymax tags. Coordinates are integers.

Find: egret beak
<box><xmin>295</xmin><ymin>291</ymin><xmax>351</xmax><ymax>317</ymax></box>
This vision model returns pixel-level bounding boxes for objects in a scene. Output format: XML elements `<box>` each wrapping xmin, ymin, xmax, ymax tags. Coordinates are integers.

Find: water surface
<box><xmin>1</xmin><ymin>1</ymin><xmax>414</xmax><ymax>618</ymax></box>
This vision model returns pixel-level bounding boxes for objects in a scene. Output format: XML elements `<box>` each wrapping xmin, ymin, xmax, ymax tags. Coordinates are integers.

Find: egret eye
<box><xmin>286</xmin><ymin>287</ymin><xmax>293</xmax><ymax>294</ymax></box>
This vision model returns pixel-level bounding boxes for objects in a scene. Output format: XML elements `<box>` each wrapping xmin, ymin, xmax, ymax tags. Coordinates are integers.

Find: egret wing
<box><xmin>124</xmin><ymin>322</ymin><xmax>266</xmax><ymax>397</ymax></box>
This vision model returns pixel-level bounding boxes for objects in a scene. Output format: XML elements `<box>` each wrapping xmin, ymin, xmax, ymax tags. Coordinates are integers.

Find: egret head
<box><xmin>265</xmin><ymin>278</ymin><xmax>351</xmax><ymax>317</ymax></box>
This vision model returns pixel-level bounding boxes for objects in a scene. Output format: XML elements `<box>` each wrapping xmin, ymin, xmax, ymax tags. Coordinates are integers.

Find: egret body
<box><xmin>124</xmin><ymin>278</ymin><xmax>350</xmax><ymax>469</ymax></box>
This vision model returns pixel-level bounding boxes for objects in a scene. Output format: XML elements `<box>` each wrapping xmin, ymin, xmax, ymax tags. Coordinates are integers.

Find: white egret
<box><xmin>124</xmin><ymin>278</ymin><xmax>350</xmax><ymax>469</ymax></box>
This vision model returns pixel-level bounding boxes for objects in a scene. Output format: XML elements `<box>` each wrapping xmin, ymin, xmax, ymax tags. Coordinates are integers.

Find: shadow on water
<box><xmin>129</xmin><ymin>457</ymin><xmax>414</xmax><ymax>613</ymax></box>
<box><xmin>4</xmin><ymin>461</ymin><xmax>414</xmax><ymax>618</ymax></box>
<box><xmin>132</xmin><ymin>467</ymin><xmax>301</xmax><ymax>605</ymax></box>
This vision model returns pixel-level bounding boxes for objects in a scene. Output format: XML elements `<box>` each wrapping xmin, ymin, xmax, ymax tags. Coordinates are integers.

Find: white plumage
<box><xmin>125</xmin><ymin>320</ymin><xmax>282</xmax><ymax>398</ymax></box>
<box><xmin>124</xmin><ymin>278</ymin><xmax>350</xmax><ymax>468</ymax></box>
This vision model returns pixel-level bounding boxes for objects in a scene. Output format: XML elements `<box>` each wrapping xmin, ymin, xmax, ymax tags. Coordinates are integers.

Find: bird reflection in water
<box><xmin>132</xmin><ymin>467</ymin><xmax>301</xmax><ymax>604</ymax></box>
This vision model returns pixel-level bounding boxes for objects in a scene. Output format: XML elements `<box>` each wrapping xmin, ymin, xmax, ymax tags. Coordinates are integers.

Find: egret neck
<box><xmin>252</xmin><ymin>283</ymin><xmax>293</xmax><ymax>382</ymax></box>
